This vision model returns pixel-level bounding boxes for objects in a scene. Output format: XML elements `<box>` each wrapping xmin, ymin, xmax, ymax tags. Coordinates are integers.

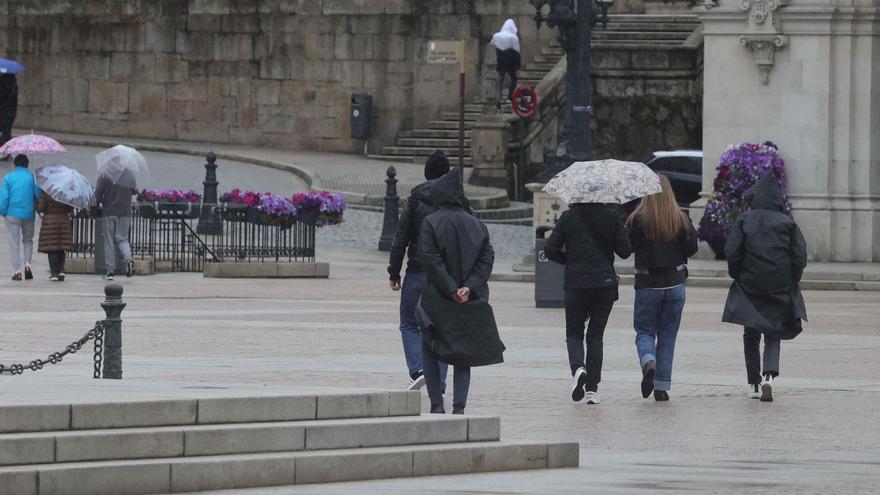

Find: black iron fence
<box><xmin>69</xmin><ymin>202</ymin><xmax>316</xmax><ymax>272</ymax></box>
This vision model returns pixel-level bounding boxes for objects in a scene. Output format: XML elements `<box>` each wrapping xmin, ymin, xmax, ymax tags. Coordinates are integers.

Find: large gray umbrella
<box><xmin>543</xmin><ymin>159</ymin><xmax>661</xmax><ymax>204</ymax></box>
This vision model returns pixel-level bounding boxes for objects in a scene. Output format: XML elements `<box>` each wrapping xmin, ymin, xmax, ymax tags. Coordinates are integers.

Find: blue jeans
<box><xmin>399</xmin><ymin>272</ymin><xmax>448</xmax><ymax>383</ymax></box>
<box><xmin>423</xmin><ymin>338</ymin><xmax>470</xmax><ymax>408</ymax></box>
<box><xmin>634</xmin><ymin>285</ymin><xmax>686</xmax><ymax>391</ymax></box>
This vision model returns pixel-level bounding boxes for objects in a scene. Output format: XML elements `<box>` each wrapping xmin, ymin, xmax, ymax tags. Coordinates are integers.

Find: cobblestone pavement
<box><xmin>318</xmin><ymin>209</ymin><xmax>532</xmax><ymax>262</ymax></box>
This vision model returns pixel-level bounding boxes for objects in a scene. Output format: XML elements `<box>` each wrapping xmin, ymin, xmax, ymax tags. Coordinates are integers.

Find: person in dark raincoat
<box><xmin>388</xmin><ymin>150</ymin><xmax>451</xmax><ymax>392</ymax></box>
<box><xmin>416</xmin><ymin>170</ymin><xmax>504</xmax><ymax>415</ymax></box>
<box><xmin>723</xmin><ymin>172</ymin><xmax>807</xmax><ymax>402</ymax></box>
<box><xmin>0</xmin><ymin>74</ymin><xmax>17</xmax><ymax>160</ymax></box>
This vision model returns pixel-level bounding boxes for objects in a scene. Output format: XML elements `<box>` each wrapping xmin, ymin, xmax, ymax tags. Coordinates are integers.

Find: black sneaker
<box><xmin>641</xmin><ymin>361</ymin><xmax>656</xmax><ymax>399</ymax></box>
<box><xmin>23</xmin><ymin>264</ymin><xmax>33</xmax><ymax>280</ymax></box>
<box><xmin>11</xmin><ymin>272</ymin><xmax>21</xmax><ymax>281</ymax></box>
<box><xmin>653</xmin><ymin>390</ymin><xmax>669</xmax><ymax>402</ymax></box>
<box><xmin>125</xmin><ymin>259</ymin><xmax>134</xmax><ymax>277</ymax></box>
<box><xmin>429</xmin><ymin>404</ymin><xmax>445</xmax><ymax>414</ymax></box>
<box><xmin>452</xmin><ymin>404</ymin><xmax>465</xmax><ymax>415</ymax></box>
<box><xmin>407</xmin><ymin>371</ymin><xmax>425</xmax><ymax>390</ymax></box>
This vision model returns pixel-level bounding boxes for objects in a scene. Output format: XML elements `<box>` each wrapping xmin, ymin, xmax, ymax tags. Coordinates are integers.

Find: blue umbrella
<box><xmin>0</xmin><ymin>59</ymin><xmax>24</xmax><ymax>74</ymax></box>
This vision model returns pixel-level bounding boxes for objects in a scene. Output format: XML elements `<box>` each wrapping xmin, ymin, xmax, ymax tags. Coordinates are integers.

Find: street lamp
<box><xmin>530</xmin><ymin>0</ymin><xmax>615</xmax><ymax>181</ymax></box>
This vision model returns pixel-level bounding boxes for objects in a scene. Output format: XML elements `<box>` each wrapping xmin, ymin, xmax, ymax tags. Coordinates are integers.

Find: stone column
<box><xmin>469</xmin><ymin>114</ymin><xmax>511</xmax><ymax>190</ymax></box>
<box><xmin>700</xmin><ymin>0</ymin><xmax>880</xmax><ymax>261</ymax></box>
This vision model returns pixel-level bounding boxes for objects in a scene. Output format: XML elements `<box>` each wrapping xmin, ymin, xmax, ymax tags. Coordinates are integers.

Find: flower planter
<box><xmin>297</xmin><ymin>209</ymin><xmax>319</xmax><ymax>226</ymax></box>
<box><xmin>707</xmin><ymin>238</ymin><xmax>727</xmax><ymax>260</ymax></box>
<box><xmin>245</xmin><ymin>206</ymin><xmax>261</xmax><ymax>224</ymax></box>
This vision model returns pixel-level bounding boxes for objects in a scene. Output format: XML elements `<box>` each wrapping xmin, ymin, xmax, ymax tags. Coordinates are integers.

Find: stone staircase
<box><xmin>371</xmin><ymin>14</ymin><xmax>700</xmax><ymax>167</ymax></box>
<box><xmin>0</xmin><ymin>391</ymin><xmax>578</xmax><ymax>494</ymax></box>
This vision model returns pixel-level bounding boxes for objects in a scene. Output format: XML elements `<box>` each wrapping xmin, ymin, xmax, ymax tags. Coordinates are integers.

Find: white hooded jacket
<box><xmin>490</xmin><ymin>19</ymin><xmax>520</xmax><ymax>53</ymax></box>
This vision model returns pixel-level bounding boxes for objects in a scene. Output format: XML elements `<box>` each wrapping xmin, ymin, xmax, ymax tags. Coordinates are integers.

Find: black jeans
<box><xmin>743</xmin><ymin>327</ymin><xmax>780</xmax><ymax>385</ymax></box>
<box><xmin>47</xmin><ymin>251</ymin><xmax>66</xmax><ymax>276</ymax></box>
<box><xmin>496</xmin><ymin>67</ymin><xmax>517</xmax><ymax>102</ymax></box>
<box><xmin>565</xmin><ymin>287</ymin><xmax>616</xmax><ymax>391</ymax></box>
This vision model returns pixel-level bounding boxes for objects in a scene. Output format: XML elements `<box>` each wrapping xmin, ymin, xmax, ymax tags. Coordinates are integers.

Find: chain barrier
<box><xmin>0</xmin><ymin>321</ymin><xmax>105</xmax><ymax>378</ymax></box>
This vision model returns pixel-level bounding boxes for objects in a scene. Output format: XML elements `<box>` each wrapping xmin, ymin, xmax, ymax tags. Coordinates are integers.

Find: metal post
<box><xmin>458</xmin><ymin>40</ymin><xmax>466</xmax><ymax>175</ymax></box>
<box><xmin>100</xmin><ymin>283</ymin><xmax>126</xmax><ymax>379</ymax></box>
<box><xmin>197</xmin><ymin>151</ymin><xmax>222</xmax><ymax>235</ymax></box>
<box><xmin>378</xmin><ymin>166</ymin><xmax>399</xmax><ymax>251</ymax></box>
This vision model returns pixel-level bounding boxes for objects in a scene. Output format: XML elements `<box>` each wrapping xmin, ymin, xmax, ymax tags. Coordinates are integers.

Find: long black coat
<box><xmin>722</xmin><ymin>174</ymin><xmax>807</xmax><ymax>339</ymax></box>
<box><xmin>0</xmin><ymin>75</ymin><xmax>17</xmax><ymax>126</ymax></box>
<box><xmin>416</xmin><ymin>171</ymin><xmax>505</xmax><ymax>367</ymax></box>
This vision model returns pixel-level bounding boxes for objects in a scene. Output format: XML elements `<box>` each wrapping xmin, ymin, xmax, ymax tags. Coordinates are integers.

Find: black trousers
<box><xmin>564</xmin><ymin>287</ymin><xmax>617</xmax><ymax>391</ymax></box>
<box><xmin>743</xmin><ymin>327</ymin><xmax>781</xmax><ymax>385</ymax></box>
<box><xmin>0</xmin><ymin>122</ymin><xmax>11</xmax><ymax>148</ymax></box>
<box><xmin>47</xmin><ymin>251</ymin><xmax>66</xmax><ymax>276</ymax></box>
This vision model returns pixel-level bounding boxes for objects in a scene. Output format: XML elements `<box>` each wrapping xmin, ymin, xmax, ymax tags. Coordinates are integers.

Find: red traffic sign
<box><xmin>512</xmin><ymin>84</ymin><xmax>538</xmax><ymax>118</ymax></box>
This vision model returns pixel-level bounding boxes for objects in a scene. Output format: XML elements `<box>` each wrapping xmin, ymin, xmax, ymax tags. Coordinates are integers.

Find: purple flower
<box><xmin>138</xmin><ymin>189</ymin><xmax>202</xmax><ymax>203</ymax></box>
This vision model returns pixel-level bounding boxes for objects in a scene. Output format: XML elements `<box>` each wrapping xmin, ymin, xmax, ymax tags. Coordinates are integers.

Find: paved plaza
<box><xmin>0</xmin><ymin>183</ymin><xmax>878</xmax><ymax>492</ymax></box>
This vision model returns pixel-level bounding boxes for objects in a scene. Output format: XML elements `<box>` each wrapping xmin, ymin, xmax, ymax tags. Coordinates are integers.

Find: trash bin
<box><xmin>534</xmin><ymin>225</ymin><xmax>565</xmax><ymax>308</ymax></box>
<box><xmin>350</xmin><ymin>93</ymin><xmax>372</xmax><ymax>140</ymax></box>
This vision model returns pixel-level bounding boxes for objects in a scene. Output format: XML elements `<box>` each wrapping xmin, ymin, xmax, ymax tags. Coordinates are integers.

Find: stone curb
<box><xmin>49</xmin><ymin>133</ymin><xmax>510</xmax><ymax>209</ymax></box>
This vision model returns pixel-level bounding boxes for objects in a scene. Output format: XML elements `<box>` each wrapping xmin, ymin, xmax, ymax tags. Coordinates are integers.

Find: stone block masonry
<box><xmin>2</xmin><ymin>0</ymin><xmax>555</xmax><ymax>153</ymax></box>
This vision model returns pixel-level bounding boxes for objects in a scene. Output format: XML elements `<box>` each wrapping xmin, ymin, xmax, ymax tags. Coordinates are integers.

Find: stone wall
<box><xmin>0</xmin><ymin>0</ymin><xmax>555</xmax><ymax>152</ymax></box>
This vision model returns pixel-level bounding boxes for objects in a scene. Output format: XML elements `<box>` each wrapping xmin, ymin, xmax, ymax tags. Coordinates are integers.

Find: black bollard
<box><xmin>100</xmin><ymin>283</ymin><xmax>126</xmax><ymax>379</ymax></box>
<box><xmin>378</xmin><ymin>166</ymin><xmax>399</xmax><ymax>251</ymax></box>
<box><xmin>197</xmin><ymin>151</ymin><xmax>222</xmax><ymax>235</ymax></box>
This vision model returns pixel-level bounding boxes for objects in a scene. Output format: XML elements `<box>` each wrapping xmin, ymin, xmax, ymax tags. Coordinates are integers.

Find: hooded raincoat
<box><xmin>416</xmin><ymin>171</ymin><xmax>505</xmax><ymax>367</ymax></box>
<box><xmin>722</xmin><ymin>173</ymin><xmax>807</xmax><ymax>339</ymax></box>
<box><xmin>491</xmin><ymin>19</ymin><xmax>520</xmax><ymax>53</ymax></box>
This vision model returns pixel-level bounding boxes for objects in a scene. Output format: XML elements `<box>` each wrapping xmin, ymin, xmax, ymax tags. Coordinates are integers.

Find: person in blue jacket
<box><xmin>0</xmin><ymin>155</ymin><xmax>41</xmax><ymax>280</ymax></box>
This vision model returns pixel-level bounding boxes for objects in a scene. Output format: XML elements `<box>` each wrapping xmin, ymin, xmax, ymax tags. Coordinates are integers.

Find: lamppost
<box><xmin>530</xmin><ymin>0</ymin><xmax>615</xmax><ymax>181</ymax></box>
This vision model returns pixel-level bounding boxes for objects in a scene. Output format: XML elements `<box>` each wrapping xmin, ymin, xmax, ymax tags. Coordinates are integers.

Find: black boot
<box><xmin>653</xmin><ymin>390</ymin><xmax>669</xmax><ymax>402</ymax></box>
<box><xmin>641</xmin><ymin>361</ymin><xmax>656</xmax><ymax>399</ymax></box>
<box><xmin>429</xmin><ymin>404</ymin><xmax>445</xmax><ymax>414</ymax></box>
<box><xmin>452</xmin><ymin>404</ymin><xmax>465</xmax><ymax>415</ymax></box>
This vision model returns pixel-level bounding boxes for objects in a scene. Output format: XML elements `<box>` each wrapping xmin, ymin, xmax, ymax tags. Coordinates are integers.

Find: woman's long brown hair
<box><xmin>627</xmin><ymin>174</ymin><xmax>688</xmax><ymax>243</ymax></box>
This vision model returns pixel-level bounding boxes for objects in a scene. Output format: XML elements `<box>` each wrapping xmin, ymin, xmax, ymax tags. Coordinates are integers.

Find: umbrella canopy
<box><xmin>0</xmin><ymin>59</ymin><xmax>24</xmax><ymax>74</ymax></box>
<box><xmin>543</xmin><ymin>159</ymin><xmax>662</xmax><ymax>204</ymax></box>
<box><xmin>34</xmin><ymin>165</ymin><xmax>95</xmax><ymax>210</ymax></box>
<box><xmin>0</xmin><ymin>133</ymin><xmax>67</xmax><ymax>156</ymax></box>
<box><xmin>96</xmin><ymin>144</ymin><xmax>149</xmax><ymax>189</ymax></box>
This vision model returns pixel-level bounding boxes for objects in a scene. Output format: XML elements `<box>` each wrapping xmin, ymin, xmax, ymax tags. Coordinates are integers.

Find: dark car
<box><xmin>644</xmin><ymin>150</ymin><xmax>702</xmax><ymax>206</ymax></box>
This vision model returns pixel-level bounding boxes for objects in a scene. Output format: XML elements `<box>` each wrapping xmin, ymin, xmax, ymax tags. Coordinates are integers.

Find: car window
<box><xmin>649</xmin><ymin>157</ymin><xmax>671</xmax><ymax>172</ymax></box>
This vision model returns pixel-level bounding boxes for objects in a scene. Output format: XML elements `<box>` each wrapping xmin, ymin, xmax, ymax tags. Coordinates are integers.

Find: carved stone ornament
<box><xmin>740</xmin><ymin>0</ymin><xmax>787</xmax><ymax>84</ymax></box>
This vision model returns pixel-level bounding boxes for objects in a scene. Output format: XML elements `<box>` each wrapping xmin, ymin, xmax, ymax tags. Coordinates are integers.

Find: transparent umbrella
<box><xmin>34</xmin><ymin>165</ymin><xmax>95</xmax><ymax>210</ymax></box>
<box><xmin>95</xmin><ymin>144</ymin><xmax>149</xmax><ymax>190</ymax></box>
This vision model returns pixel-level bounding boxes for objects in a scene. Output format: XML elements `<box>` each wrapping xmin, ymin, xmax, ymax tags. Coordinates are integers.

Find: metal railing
<box><xmin>68</xmin><ymin>203</ymin><xmax>316</xmax><ymax>272</ymax></box>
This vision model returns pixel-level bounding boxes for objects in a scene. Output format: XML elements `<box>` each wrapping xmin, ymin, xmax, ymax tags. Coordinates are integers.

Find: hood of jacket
<box><xmin>430</xmin><ymin>170</ymin><xmax>467</xmax><ymax>209</ymax></box>
<box><xmin>491</xmin><ymin>19</ymin><xmax>520</xmax><ymax>52</ymax></box>
<box><xmin>744</xmin><ymin>173</ymin><xmax>785</xmax><ymax>212</ymax></box>
<box><xmin>410</xmin><ymin>180</ymin><xmax>434</xmax><ymax>205</ymax></box>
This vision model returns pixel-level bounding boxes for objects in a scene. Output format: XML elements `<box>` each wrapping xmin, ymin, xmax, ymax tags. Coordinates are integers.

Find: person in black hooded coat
<box><xmin>0</xmin><ymin>74</ymin><xmax>17</xmax><ymax>160</ymax></box>
<box><xmin>723</xmin><ymin>172</ymin><xmax>807</xmax><ymax>402</ymax></box>
<box><xmin>387</xmin><ymin>150</ymin><xmax>451</xmax><ymax>391</ymax></box>
<box><xmin>416</xmin><ymin>170</ymin><xmax>504</xmax><ymax>414</ymax></box>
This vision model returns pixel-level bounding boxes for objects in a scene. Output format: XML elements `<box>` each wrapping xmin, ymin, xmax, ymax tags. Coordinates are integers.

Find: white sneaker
<box><xmin>749</xmin><ymin>383</ymin><xmax>761</xmax><ymax>399</ymax></box>
<box><xmin>760</xmin><ymin>376</ymin><xmax>774</xmax><ymax>402</ymax></box>
<box><xmin>584</xmin><ymin>391</ymin><xmax>600</xmax><ymax>405</ymax></box>
<box><xmin>571</xmin><ymin>367</ymin><xmax>588</xmax><ymax>402</ymax></box>
<box><xmin>407</xmin><ymin>373</ymin><xmax>426</xmax><ymax>390</ymax></box>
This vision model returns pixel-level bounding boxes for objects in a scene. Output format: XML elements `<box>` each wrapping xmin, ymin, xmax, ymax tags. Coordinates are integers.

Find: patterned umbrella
<box><xmin>543</xmin><ymin>159</ymin><xmax>662</xmax><ymax>204</ymax></box>
<box><xmin>0</xmin><ymin>133</ymin><xmax>67</xmax><ymax>156</ymax></box>
<box><xmin>34</xmin><ymin>165</ymin><xmax>95</xmax><ymax>210</ymax></box>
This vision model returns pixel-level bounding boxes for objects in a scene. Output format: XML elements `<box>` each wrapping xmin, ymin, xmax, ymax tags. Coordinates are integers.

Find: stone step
<box><xmin>592</xmin><ymin>31</ymin><xmax>691</xmax><ymax>41</ymax></box>
<box><xmin>525</xmin><ymin>62</ymin><xmax>558</xmax><ymax>72</ymax></box>
<box><xmin>0</xmin><ymin>441</ymin><xmax>579</xmax><ymax>495</ymax></box>
<box><xmin>428</xmin><ymin>120</ymin><xmax>476</xmax><ymax>130</ymax></box>
<box><xmin>532</xmin><ymin>54</ymin><xmax>564</xmax><ymax>64</ymax></box>
<box><xmin>463</xmin><ymin>103</ymin><xmax>484</xmax><ymax>112</ymax></box>
<box><xmin>607</xmin><ymin>14</ymin><xmax>700</xmax><ymax>23</ymax></box>
<box><xmin>0</xmin><ymin>415</ymin><xmax>499</xmax><ymax>466</ymax></box>
<box><xmin>473</xmin><ymin>201</ymin><xmax>533</xmax><ymax>221</ymax></box>
<box><xmin>396</xmin><ymin>137</ymin><xmax>472</xmax><ymax>148</ymax></box>
<box><xmin>381</xmin><ymin>146</ymin><xmax>471</xmax><ymax>158</ymax></box>
<box><xmin>0</xmin><ymin>391</ymin><xmax>419</xmax><ymax>434</ymax></box>
<box><xmin>440</xmin><ymin>111</ymin><xmax>483</xmax><ymax>122</ymax></box>
<box><xmin>591</xmin><ymin>40</ymin><xmax>691</xmax><ymax>48</ymax></box>
<box><xmin>366</xmin><ymin>154</ymin><xmax>474</xmax><ymax>166</ymax></box>
<box><xmin>603</xmin><ymin>21</ymin><xmax>700</xmax><ymax>32</ymax></box>
<box><xmin>398</xmin><ymin>129</ymin><xmax>472</xmax><ymax>139</ymax></box>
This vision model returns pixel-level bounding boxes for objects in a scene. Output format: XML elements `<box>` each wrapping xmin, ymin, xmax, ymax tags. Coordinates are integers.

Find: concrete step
<box><xmin>397</xmin><ymin>137</ymin><xmax>472</xmax><ymax>148</ymax></box>
<box><xmin>603</xmin><ymin>21</ymin><xmax>699</xmax><ymax>32</ymax></box>
<box><xmin>0</xmin><ymin>415</ymin><xmax>499</xmax><ymax>466</ymax></box>
<box><xmin>524</xmin><ymin>62</ymin><xmax>558</xmax><ymax>72</ymax></box>
<box><xmin>364</xmin><ymin>153</ymin><xmax>416</xmax><ymax>164</ymax></box>
<box><xmin>607</xmin><ymin>14</ymin><xmax>700</xmax><ymax>23</ymax></box>
<box><xmin>398</xmin><ymin>129</ymin><xmax>472</xmax><ymax>139</ymax></box>
<box><xmin>0</xmin><ymin>441</ymin><xmax>579</xmax><ymax>494</ymax></box>
<box><xmin>532</xmin><ymin>54</ymin><xmax>564</xmax><ymax>64</ymax></box>
<box><xmin>0</xmin><ymin>392</ymin><xmax>419</xmax><ymax>434</ymax></box>
<box><xmin>428</xmin><ymin>120</ymin><xmax>476</xmax><ymax>130</ymax></box>
<box><xmin>473</xmin><ymin>201</ymin><xmax>533</xmax><ymax>222</ymax></box>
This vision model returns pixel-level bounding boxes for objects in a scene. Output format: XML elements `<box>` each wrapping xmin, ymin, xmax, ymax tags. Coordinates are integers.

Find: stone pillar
<box><xmin>469</xmin><ymin>115</ymin><xmax>510</xmax><ymax>190</ymax></box>
<box><xmin>700</xmin><ymin>0</ymin><xmax>880</xmax><ymax>262</ymax></box>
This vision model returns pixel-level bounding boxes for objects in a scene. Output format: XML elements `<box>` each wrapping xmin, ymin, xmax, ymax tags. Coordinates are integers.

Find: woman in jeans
<box><xmin>627</xmin><ymin>175</ymin><xmax>698</xmax><ymax>401</ymax></box>
<box><xmin>545</xmin><ymin>203</ymin><xmax>632</xmax><ymax>405</ymax></box>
